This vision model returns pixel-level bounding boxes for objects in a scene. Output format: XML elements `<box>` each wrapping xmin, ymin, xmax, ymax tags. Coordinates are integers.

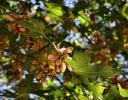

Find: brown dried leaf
<box><xmin>4</xmin><ymin>15</ymin><xmax>15</xmax><ymax>21</ymax></box>
<box><xmin>31</xmin><ymin>60</ymin><xmax>38</xmax><ymax>65</ymax></box>
<box><xmin>60</xmin><ymin>62</ymin><xmax>66</xmax><ymax>72</ymax></box>
<box><xmin>55</xmin><ymin>59</ymin><xmax>61</xmax><ymax>66</ymax></box>
<box><xmin>48</xmin><ymin>55</ymin><xmax>56</xmax><ymax>62</ymax></box>
<box><xmin>67</xmin><ymin>47</ymin><xmax>74</xmax><ymax>53</ymax></box>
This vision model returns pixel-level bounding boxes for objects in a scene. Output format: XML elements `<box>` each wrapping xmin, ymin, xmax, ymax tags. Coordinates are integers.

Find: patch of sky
<box><xmin>109</xmin><ymin>21</ymin><xmax>116</xmax><ymax>28</ymax></box>
<box><xmin>31</xmin><ymin>0</ymin><xmax>36</xmax><ymax>4</ymax></box>
<box><xmin>122</xmin><ymin>67</ymin><xmax>128</xmax><ymax>72</ymax></box>
<box><xmin>117</xmin><ymin>54</ymin><xmax>125</xmax><ymax>62</ymax></box>
<box><xmin>53</xmin><ymin>80</ymin><xmax>61</xmax><ymax>87</ymax></box>
<box><xmin>20</xmin><ymin>48</ymin><xmax>26</xmax><ymax>55</ymax></box>
<box><xmin>24</xmin><ymin>70</ymin><xmax>29</xmax><ymax>75</ymax></box>
<box><xmin>38</xmin><ymin>1</ymin><xmax>45</xmax><ymax>9</ymax></box>
<box><xmin>57</xmin><ymin>74</ymin><xmax>64</xmax><ymax>82</ymax></box>
<box><xmin>28</xmin><ymin>7</ymin><xmax>37</xmax><ymax>15</ymax></box>
<box><xmin>73</xmin><ymin>18</ymin><xmax>80</xmax><ymax>27</ymax></box>
<box><xmin>58</xmin><ymin>26</ymin><xmax>64</xmax><ymax>33</ymax></box>
<box><xmin>125</xmin><ymin>74</ymin><xmax>128</xmax><ymax>79</ymax></box>
<box><xmin>3</xmin><ymin>51</ymin><xmax>8</xmax><ymax>56</ymax></box>
<box><xmin>63</xmin><ymin>0</ymin><xmax>78</xmax><ymax>9</ymax></box>
<box><xmin>0</xmin><ymin>83</ymin><xmax>15</xmax><ymax>93</ymax></box>
<box><xmin>65</xmin><ymin>30</ymin><xmax>75</xmax><ymax>42</ymax></box>
<box><xmin>20</xmin><ymin>0</ymin><xmax>26</xmax><ymax>2</ymax></box>
<box><xmin>10</xmin><ymin>82</ymin><xmax>18</xmax><ymax>87</ymax></box>
<box><xmin>57</xmin><ymin>24</ymin><xmax>64</xmax><ymax>33</ymax></box>
<box><xmin>103</xmin><ymin>21</ymin><xmax>116</xmax><ymax>28</ymax></box>
<box><xmin>33</xmin><ymin>78</ymin><xmax>39</xmax><ymax>83</ymax></box>
<box><xmin>30</xmin><ymin>0</ymin><xmax>45</xmax><ymax>10</ymax></box>
<box><xmin>115</xmin><ymin>54</ymin><xmax>128</xmax><ymax>75</ymax></box>
<box><xmin>30</xmin><ymin>94</ymin><xmax>39</xmax><ymax>99</ymax></box>
<box><xmin>65</xmin><ymin>30</ymin><xmax>89</xmax><ymax>48</ymax></box>
<box><xmin>117</xmin><ymin>74</ymin><xmax>124</xmax><ymax>80</ymax></box>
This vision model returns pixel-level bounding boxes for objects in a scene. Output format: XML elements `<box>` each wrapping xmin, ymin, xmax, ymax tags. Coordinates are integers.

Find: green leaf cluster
<box><xmin>65</xmin><ymin>51</ymin><xmax>118</xmax><ymax>79</ymax></box>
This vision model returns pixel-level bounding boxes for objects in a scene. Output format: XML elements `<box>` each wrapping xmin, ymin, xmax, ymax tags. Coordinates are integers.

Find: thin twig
<box><xmin>40</xmin><ymin>31</ymin><xmax>59</xmax><ymax>51</ymax></box>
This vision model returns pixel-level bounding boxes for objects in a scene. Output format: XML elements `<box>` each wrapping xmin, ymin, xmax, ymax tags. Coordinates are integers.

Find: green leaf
<box><xmin>78</xmin><ymin>95</ymin><xmax>90</xmax><ymax>100</ymax></box>
<box><xmin>75</xmin><ymin>86</ymin><xmax>84</xmax><ymax>95</ymax></box>
<box><xmin>47</xmin><ymin>13</ymin><xmax>63</xmax><ymax>22</ymax></box>
<box><xmin>103</xmin><ymin>86</ymin><xmax>121</xmax><ymax>100</ymax></box>
<box><xmin>65</xmin><ymin>81</ymin><xmax>74</xmax><ymax>89</ymax></box>
<box><xmin>15</xmin><ymin>76</ymin><xmax>42</xmax><ymax>94</ymax></box>
<box><xmin>54</xmin><ymin>89</ymin><xmax>63</xmax><ymax>97</ymax></box>
<box><xmin>17</xmin><ymin>19</ymin><xmax>46</xmax><ymax>35</ymax></box>
<box><xmin>65</xmin><ymin>51</ymin><xmax>117</xmax><ymax>78</ymax></box>
<box><xmin>91</xmin><ymin>64</ymin><xmax>117</xmax><ymax>78</ymax></box>
<box><xmin>65</xmin><ymin>51</ymin><xmax>91</xmax><ymax>71</ymax></box>
<box><xmin>78</xmin><ymin>10</ymin><xmax>91</xmax><ymax>26</ymax></box>
<box><xmin>88</xmin><ymin>83</ymin><xmax>105</xmax><ymax>99</ymax></box>
<box><xmin>118</xmin><ymin>84</ymin><xmax>128</xmax><ymax>97</ymax></box>
<box><xmin>45</xmin><ymin>3</ymin><xmax>63</xmax><ymax>17</ymax></box>
<box><xmin>45</xmin><ymin>2</ymin><xmax>63</xmax><ymax>22</ymax></box>
<box><xmin>121</xmin><ymin>3</ymin><xmax>128</xmax><ymax>19</ymax></box>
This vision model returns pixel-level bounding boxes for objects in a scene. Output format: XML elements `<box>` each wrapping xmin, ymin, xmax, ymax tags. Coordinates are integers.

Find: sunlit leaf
<box><xmin>121</xmin><ymin>3</ymin><xmax>128</xmax><ymax>19</ymax></box>
<box><xmin>45</xmin><ymin>2</ymin><xmax>63</xmax><ymax>22</ymax></box>
<box><xmin>103</xmin><ymin>86</ymin><xmax>121</xmax><ymax>100</ymax></box>
<box><xmin>118</xmin><ymin>84</ymin><xmax>128</xmax><ymax>97</ymax></box>
<box><xmin>78</xmin><ymin>10</ymin><xmax>91</xmax><ymax>26</ymax></box>
<box><xmin>88</xmin><ymin>83</ymin><xmax>105</xmax><ymax>99</ymax></box>
<box><xmin>65</xmin><ymin>51</ymin><xmax>91</xmax><ymax>70</ymax></box>
<box><xmin>65</xmin><ymin>51</ymin><xmax>118</xmax><ymax>78</ymax></box>
<box><xmin>45</xmin><ymin>2</ymin><xmax>63</xmax><ymax>17</ymax></box>
<box><xmin>78</xmin><ymin>95</ymin><xmax>90</xmax><ymax>100</ymax></box>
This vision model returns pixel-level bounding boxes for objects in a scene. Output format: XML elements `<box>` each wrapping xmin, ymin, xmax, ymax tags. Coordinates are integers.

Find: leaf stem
<box><xmin>40</xmin><ymin>32</ymin><xmax>59</xmax><ymax>51</ymax></box>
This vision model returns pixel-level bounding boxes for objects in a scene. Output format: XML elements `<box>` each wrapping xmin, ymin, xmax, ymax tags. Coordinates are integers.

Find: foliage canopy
<box><xmin>0</xmin><ymin>0</ymin><xmax>128</xmax><ymax>100</ymax></box>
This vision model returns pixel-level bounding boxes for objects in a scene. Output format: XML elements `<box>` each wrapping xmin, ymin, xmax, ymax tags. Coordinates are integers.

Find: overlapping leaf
<box><xmin>78</xmin><ymin>10</ymin><xmax>91</xmax><ymax>26</ymax></box>
<box><xmin>17</xmin><ymin>19</ymin><xmax>46</xmax><ymax>35</ymax></box>
<box><xmin>88</xmin><ymin>83</ymin><xmax>105</xmax><ymax>99</ymax></box>
<box><xmin>103</xmin><ymin>86</ymin><xmax>122</xmax><ymax>100</ymax></box>
<box><xmin>45</xmin><ymin>2</ymin><xmax>63</xmax><ymax>22</ymax></box>
<box><xmin>45</xmin><ymin>3</ymin><xmax>63</xmax><ymax>17</ymax></box>
<box><xmin>121</xmin><ymin>3</ymin><xmax>128</xmax><ymax>19</ymax></box>
<box><xmin>118</xmin><ymin>84</ymin><xmax>128</xmax><ymax>97</ymax></box>
<box><xmin>65</xmin><ymin>51</ymin><xmax>118</xmax><ymax>78</ymax></box>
